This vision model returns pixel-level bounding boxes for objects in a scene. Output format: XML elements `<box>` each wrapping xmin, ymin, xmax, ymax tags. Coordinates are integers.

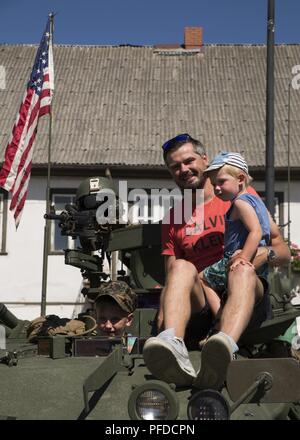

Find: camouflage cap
<box><xmin>95</xmin><ymin>281</ymin><xmax>137</xmax><ymax>314</ymax></box>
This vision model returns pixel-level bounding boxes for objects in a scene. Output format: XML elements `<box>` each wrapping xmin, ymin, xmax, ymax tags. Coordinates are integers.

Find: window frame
<box><xmin>257</xmin><ymin>190</ymin><xmax>284</xmax><ymax>235</ymax></box>
<box><xmin>49</xmin><ymin>188</ymin><xmax>78</xmax><ymax>255</ymax></box>
<box><xmin>127</xmin><ymin>187</ymin><xmax>178</xmax><ymax>224</ymax></box>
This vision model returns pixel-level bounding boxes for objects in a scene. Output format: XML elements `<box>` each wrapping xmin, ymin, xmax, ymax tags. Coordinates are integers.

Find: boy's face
<box><xmin>209</xmin><ymin>168</ymin><xmax>242</xmax><ymax>201</ymax></box>
<box><xmin>96</xmin><ymin>301</ymin><xmax>133</xmax><ymax>337</ymax></box>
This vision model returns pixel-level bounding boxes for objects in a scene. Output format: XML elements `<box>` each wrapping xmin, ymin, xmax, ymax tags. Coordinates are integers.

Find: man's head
<box><xmin>162</xmin><ymin>133</ymin><xmax>209</xmax><ymax>190</ymax></box>
<box><xmin>95</xmin><ymin>281</ymin><xmax>137</xmax><ymax>337</ymax></box>
<box><xmin>204</xmin><ymin>151</ymin><xmax>252</xmax><ymax>201</ymax></box>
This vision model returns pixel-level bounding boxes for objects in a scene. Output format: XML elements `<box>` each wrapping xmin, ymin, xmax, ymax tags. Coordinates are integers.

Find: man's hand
<box><xmin>228</xmin><ymin>251</ymin><xmax>255</xmax><ymax>271</ymax></box>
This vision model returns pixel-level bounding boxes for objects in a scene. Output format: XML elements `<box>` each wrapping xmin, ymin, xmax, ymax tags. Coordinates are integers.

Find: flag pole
<box><xmin>265</xmin><ymin>0</ymin><xmax>275</xmax><ymax>218</ymax></box>
<box><xmin>41</xmin><ymin>13</ymin><xmax>54</xmax><ymax>316</ymax></box>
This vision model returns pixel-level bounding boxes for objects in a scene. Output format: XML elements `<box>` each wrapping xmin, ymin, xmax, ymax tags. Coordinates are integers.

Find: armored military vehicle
<box><xmin>1</xmin><ymin>175</ymin><xmax>300</xmax><ymax>421</ymax></box>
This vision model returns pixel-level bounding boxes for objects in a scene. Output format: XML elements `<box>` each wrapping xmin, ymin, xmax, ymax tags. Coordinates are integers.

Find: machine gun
<box><xmin>44</xmin><ymin>176</ymin><xmax>126</xmax><ymax>300</ymax></box>
<box><xmin>45</xmin><ymin>203</ymin><xmax>108</xmax><ymax>248</ymax></box>
<box><xmin>44</xmin><ymin>176</ymin><xmax>164</xmax><ymax>302</ymax></box>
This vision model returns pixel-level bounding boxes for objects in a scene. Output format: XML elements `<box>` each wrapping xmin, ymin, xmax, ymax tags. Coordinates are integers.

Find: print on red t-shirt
<box><xmin>161</xmin><ymin>187</ymin><xmax>258</xmax><ymax>273</ymax></box>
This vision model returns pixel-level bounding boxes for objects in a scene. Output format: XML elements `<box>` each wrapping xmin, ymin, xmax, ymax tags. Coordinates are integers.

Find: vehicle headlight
<box><xmin>128</xmin><ymin>380</ymin><xmax>179</xmax><ymax>420</ymax></box>
<box><xmin>187</xmin><ymin>389</ymin><xmax>230</xmax><ymax>420</ymax></box>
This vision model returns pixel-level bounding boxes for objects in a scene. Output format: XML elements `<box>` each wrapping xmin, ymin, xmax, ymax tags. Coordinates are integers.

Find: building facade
<box><xmin>1</xmin><ymin>33</ymin><xmax>300</xmax><ymax>319</ymax></box>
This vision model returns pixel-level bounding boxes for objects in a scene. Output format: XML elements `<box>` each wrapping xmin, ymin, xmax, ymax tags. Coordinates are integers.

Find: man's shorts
<box><xmin>244</xmin><ymin>277</ymin><xmax>273</xmax><ymax>329</ymax></box>
<box><xmin>184</xmin><ymin>274</ymin><xmax>272</xmax><ymax>350</ymax></box>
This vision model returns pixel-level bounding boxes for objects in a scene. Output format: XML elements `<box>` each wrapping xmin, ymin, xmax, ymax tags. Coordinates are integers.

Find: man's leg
<box><xmin>194</xmin><ymin>264</ymin><xmax>264</xmax><ymax>390</ymax></box>
<box><xmin>220</xmin><ymin>263</ymin><xmax>264</xmax><ymax>341</ymax></box>
<box><xmin>163</xmin><ymin>259</ymin><xmax>206</xmax><ymax>336</ymax></box>
<box><xmin>143</xmin><ymin>259</ymin><xmax>206</xmax><ymax>386</ymax></box>
<box><xmin>157</xmin><ymin>259</ymin><xmax>207</xmax><ymax>334</ymax></box>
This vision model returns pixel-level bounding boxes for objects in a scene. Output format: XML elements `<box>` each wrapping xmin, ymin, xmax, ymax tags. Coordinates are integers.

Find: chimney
<box><xmin>184</xmin><ymin>27</ymin><xmax>203</xmax><ymax>49</ymax></box>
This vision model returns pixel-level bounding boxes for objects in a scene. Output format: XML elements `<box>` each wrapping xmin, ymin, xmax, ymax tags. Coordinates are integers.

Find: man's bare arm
<box><xmin>253</xmin><ymin>214</ymin><xmax>290</xmax><ymax>269</ymax></box>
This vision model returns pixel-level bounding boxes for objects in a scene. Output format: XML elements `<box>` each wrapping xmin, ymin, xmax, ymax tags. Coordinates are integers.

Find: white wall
<box><xmin>1</xmin><ymin>174</ymin><xmax>299</xmax><ymax>321</ymax></box>
<box><xmin>253</xmin><ymin>180</ymin><xmax>300</xmax><ymax>244</ymax></box>
<box><xmin>1</xmin><ymin>176</ymin><xmax>83</xmax><ymax>320</ymax></box>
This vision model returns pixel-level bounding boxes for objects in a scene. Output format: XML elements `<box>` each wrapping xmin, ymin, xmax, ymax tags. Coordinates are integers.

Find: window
<box><xmin>127</xmin><ymin>187</ymin><xmax>179</xmax><ymax>223</ymax></box>
<box><xmin>49</xmin><ymin>189</ymin><xmax>79</xmax><ymax>254</ymax></box>
<box><xmin>0</xmin><ymin>189</ymin><xmax>8</xmax><ymax>254</ymax></box>
<box><xmin>257</xmin><ymin>191</ymin><xmax>284</xmax><ymax>235</ymax></box>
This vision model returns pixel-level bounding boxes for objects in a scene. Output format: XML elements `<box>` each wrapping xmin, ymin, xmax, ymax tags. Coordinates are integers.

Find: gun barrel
<box><xmin>44</xmin><ymin>213</ymin><xmax>64</xmax><ymax>221</ymax></box>
<box><xmin>0</xmin><ymin>303</ymin><xmax>19</xmax><ymax>329</ymax></box>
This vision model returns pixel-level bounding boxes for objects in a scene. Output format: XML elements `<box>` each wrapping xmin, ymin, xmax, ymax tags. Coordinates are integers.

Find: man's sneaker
<box><xmin>193</xmin><ymin>333</ymin><xmax>233</xmax><ymax>390</ymax></box>
<box><xmin>143</xmin><ymin>330</ymin><xmax>196</xmax><ymax>386</ymax></box>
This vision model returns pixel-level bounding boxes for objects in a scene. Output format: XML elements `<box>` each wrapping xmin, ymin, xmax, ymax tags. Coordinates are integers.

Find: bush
<box><xmin>290</xmin><ymin>243</ymin><xmax>300</xmax><ymax>273</ymax></box>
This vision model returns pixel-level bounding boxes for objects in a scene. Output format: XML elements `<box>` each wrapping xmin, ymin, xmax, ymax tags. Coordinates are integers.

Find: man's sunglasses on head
<box><xmin>162</xmin><ymin>133</ymin><xmax>192</xmax><ymax>152</ymax></box>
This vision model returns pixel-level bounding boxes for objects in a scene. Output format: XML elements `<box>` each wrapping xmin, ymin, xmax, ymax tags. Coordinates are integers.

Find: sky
<box><xmin>0</xmin><ymin>0</ymin><xmax>300</xmax><ymax>46</ymax></box>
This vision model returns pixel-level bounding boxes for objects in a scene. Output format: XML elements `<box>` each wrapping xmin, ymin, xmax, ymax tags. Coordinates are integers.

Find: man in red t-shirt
<box><xmin>143</xmin><ymin>133</ymin><xmax>290</xmax><ymax>389</ymax></box>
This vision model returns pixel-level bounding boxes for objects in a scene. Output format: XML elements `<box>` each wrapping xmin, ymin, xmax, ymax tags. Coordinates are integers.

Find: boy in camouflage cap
<box><xmin>95</xmin><ymin>281</ymin><xmax>137</xmax><ymax>337</ymax></box>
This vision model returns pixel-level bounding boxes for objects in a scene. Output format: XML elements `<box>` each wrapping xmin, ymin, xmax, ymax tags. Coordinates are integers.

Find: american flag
<box><xmin>0</xmin><ymin>17</ymin><xmax>54</xmax><ymax>228</ymax></box>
